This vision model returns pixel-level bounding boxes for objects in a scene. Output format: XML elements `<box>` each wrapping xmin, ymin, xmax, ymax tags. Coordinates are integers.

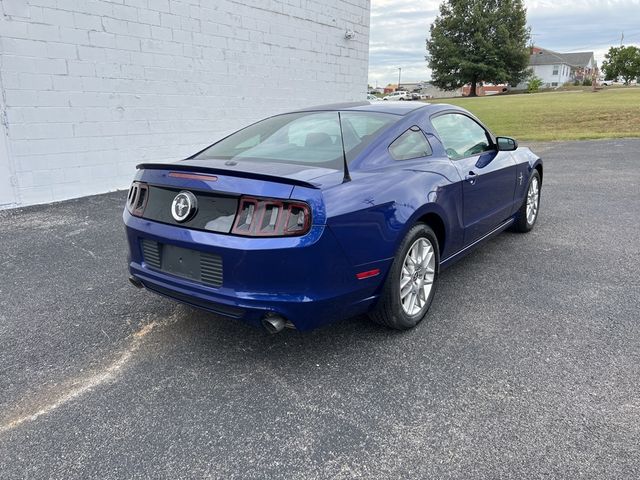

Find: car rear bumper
<box><xmin>124</xmin><ymin>210</ymin><xmax>388</xmax><ymax>331</ymax></box>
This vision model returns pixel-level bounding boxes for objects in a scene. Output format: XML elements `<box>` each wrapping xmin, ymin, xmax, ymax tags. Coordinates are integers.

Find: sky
<box><xmin>368</xmin><ymin>0</ymin><xmax>640</xmax><ymax>86</ymax></box>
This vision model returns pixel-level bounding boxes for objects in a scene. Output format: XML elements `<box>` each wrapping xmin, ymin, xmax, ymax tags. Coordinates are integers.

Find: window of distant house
<box><xmin>551</xmin><ymin>82</ymin><xmax>558</xmax><ymax>87</ymax></box>
<box><xmin>552</xmin><ymin>65</ymin><xmax>559</xmax><ymax>75</ymax></box>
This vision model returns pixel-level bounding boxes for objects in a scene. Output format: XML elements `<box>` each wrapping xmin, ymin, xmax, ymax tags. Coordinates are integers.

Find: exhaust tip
<box><xmin>262</xmin><ymin>314</ymin><xmax>286</xmax><ymax>334</ymax></box>
<box><xmin>128</xmin><ymin>276</ymin><xmax>143</xmax><ymax>289</ymax></box>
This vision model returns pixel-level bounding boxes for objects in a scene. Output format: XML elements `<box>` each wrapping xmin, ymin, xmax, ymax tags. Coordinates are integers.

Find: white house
<box><xmin>526</xmin><ymin>47</ymin><xmax>597</xmax><ymax>88</ymax></box>
<box><xmin>0</xmin><ymin>0</ymin><xmax>370</xmax><ymax>208</ymax></box>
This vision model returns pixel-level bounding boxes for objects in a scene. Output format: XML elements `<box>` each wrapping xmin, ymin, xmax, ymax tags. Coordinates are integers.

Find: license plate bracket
<box><xmin>161</xmin><ymin>244</ymin><xmax>202</xmax><ymax>282</ymax></box>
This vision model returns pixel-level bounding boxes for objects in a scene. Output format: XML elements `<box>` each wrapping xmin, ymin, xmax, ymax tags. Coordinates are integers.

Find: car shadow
<box><xmin>131</xmin><ymin>218</ymin><xmax>542</xmax><ymax>373</ymax></box>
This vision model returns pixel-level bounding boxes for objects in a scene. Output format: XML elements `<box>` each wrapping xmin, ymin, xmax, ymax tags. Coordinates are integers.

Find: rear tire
<box><xmin>370</xmin><ymin>224</ymin><xmax>439</xmax><ymax>330</ymax></box>
<box><xmin>513</xmin><ymin>170</ymin><xmax>541</xmax><ymax>232</ymax></box>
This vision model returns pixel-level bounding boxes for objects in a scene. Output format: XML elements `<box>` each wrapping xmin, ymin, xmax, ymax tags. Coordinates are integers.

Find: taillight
<box><xmin>126</xmin><ymin>181</ymin><xmax>148</xmax><ymax>217</ymax></box>
<box><xmin>231</xmin><ymin>196</ymin><xmax>311</xmax><ymax>237</ymax></box>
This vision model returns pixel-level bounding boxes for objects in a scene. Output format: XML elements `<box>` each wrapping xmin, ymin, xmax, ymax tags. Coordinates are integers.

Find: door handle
<box><xmin>465</xmin><ymin>171</ymin><xmax>477</xmax><ymax>185</ymax></box>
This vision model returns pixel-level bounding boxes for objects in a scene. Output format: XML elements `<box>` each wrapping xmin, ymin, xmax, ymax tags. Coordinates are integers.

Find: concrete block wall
<box><xmin>0</xmin><ymin>0</ymin><xmax>370</xmax><ymax>208</ymax></box>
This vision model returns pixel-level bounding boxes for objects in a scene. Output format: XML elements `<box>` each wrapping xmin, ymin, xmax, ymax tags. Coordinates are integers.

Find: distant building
<box><xmin>397</xmin><ymin>81</ymin><xmax>461</xmax><ymax>98</ymax></box>
<box><xmin>397</xmin><ymin>82</ymin><xmax>421</xmax><ymax>91</ymax></box>
<box><xmin>462</xmin><ymin>84</ymin><xmax>510</xmax><ymax>96</ymax></box>
<box><xmin>420</xmin><ymin>82</ymin><xmax>462</xmax><ymax>98</ymax></box>
<box><xmin>519</xmin><ymin>47</ymin><xmax>597</xmax><ymax>89</ymax></box>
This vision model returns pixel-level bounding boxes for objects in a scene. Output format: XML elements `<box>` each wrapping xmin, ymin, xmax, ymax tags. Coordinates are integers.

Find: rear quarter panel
<box><xmin>322</xmin><ymin>161</ymin><xmax>463</xmax><ymax>267</ymax></box>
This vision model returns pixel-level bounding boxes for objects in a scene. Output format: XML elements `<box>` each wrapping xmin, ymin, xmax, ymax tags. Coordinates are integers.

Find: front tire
<box><xmin>370</xmin><ymin>224</ymin><xmax>439</xmax><ymax>330</ymax></box>
<box><xmin>513</xmin><ymin>170</ymin><xmax>541</xmax><ymax>232</ymax></box>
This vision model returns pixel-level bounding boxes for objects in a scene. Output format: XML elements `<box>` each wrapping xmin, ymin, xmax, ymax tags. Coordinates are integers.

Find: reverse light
<box><xmin>126</xmin><ymin>181</ymin><xmax>148</xmax><ymax>217</ymax></box>
<box><xmin>232</xmin><ymin>196</ymin><xmax>311</xmax><ymax>237</ymax></box>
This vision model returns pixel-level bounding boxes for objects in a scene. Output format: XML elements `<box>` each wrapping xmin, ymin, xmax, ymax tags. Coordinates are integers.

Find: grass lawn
<box><xmin>429</xmin><ymin>87</ymin><xmax>640</xmax><ymax>141</ymax></box>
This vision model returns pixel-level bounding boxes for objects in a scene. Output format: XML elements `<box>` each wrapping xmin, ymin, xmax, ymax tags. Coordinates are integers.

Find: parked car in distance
<box><xmin>411</xmin><ymin>92</ymin><xmax>432</xmax><ymax>100</ymax></box>
<box><xmin>601</xmin><ymin>79</ymin><xmax>636</xmax><ymax>86</ymax></box>
<box><xmin>367</xmin><ymin>94</ymin><xmax>381</xmax><ymax>101</ymax></box>
<box><xmin>124</xmin><ymin>102</ymin><xmax>543</xmax><ymax>333</ymax></box>
<box><xmin>383</xmin><ymin>91</ymin><xmax>411</xmax><ymax>101</ymax></box>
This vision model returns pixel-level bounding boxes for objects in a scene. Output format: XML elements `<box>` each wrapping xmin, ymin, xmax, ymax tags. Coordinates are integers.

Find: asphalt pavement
<box><xmin>1</xmin><ymin>139</ymin><xmax>639</xmax><ymax>479</ymax></box>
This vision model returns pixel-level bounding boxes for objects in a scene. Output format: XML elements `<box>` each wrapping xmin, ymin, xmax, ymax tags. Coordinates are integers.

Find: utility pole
<box><xmin>621</xmin><ymin>31</ymin><xmax>624</xmax><ymax>46</ymax></box>
<box><xmin>398</xmin><ymin>67</ymin><xmax>402</xmax><ymax>90</ymax></box>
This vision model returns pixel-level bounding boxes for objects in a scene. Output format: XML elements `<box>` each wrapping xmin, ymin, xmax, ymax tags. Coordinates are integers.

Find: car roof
<box><xmin>294</xmin><ymin>101</ymin><xmax>440</xmax><ymax>116</ymax></box>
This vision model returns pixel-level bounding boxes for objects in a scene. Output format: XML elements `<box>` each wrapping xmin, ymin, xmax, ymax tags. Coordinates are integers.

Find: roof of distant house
<box><xmin>529</xmin><ymin>47</ymin><xmax>595</xmax><ymax>67</ymax></box>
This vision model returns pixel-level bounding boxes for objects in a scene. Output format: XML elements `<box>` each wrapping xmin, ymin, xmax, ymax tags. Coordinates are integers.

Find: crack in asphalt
<box><xmin>0</xmin><ymin>314</ymin><xmax>180</xmax><ymax>435</ymax></box>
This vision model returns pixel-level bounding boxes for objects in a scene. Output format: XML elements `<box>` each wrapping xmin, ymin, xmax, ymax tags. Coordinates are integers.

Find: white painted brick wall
<box><xmin>0</xmin><ymin>0</ymin><xmax>370</xmax><ymax>208</ymax></box>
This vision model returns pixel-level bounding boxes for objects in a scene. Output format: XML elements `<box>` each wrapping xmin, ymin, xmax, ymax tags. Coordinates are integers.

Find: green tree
<box><xmin>602</xmin><ymin>46</ymin><xmax>640</xmax><ymax>85</ymax></box>
<box><xmin>426</xmin><ymin>0</ymin><xmax>530</xmax><ymax>96</ymax></box>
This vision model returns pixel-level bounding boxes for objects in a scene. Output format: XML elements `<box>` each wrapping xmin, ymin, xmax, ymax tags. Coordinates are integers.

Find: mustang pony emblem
<box><xmin>518</xmin><ymin>172</ymin><xmax>524</xmax><ymax>185</ymax></box>
<box><xmin>171</xmin><ymin>191</ymin><xmax>197</xmax><ymax>222</ymax></box>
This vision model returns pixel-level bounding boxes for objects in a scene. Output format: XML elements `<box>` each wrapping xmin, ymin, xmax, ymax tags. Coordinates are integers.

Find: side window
<box><xmin>431</xmin><ymin>114</ymin><xmax>493</xmax><ymax>160</ymax></box>
<box><xmin>389</xmin><ymin>127</ymin><xmax>432</xmax><ymax>161</ymax></box>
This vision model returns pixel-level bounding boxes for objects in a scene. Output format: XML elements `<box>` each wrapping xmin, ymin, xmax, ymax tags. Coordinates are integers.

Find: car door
<box><xmin>431</xmin><ymin>112</ymin><xmax>517</xmax><ymax>245</ymax></box>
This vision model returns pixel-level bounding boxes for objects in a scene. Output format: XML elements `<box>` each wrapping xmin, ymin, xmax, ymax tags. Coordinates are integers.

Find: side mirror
<box><xmin>496</xmin><ymin>136</ymin><xmax>518</xmax><ymax>151</ymax></box>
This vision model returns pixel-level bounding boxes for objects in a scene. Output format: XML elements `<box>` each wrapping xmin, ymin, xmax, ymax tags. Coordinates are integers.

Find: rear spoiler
<box><xmin>136</xmin><ymin>163</ymin><xmax>320</xmax><ymax>189</ymax></box>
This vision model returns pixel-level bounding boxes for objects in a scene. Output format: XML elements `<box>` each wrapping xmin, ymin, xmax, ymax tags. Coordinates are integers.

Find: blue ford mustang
<box><xmin>124</xmin><ymin>102</ymin><xmax>542</xmax><ymax>332</ymax></box>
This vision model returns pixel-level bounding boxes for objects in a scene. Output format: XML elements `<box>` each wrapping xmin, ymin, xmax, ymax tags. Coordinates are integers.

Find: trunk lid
<box><xmin>133</xmin><ymin>158</ymin><xmax>333</xmax><ymax>233</ymax></box>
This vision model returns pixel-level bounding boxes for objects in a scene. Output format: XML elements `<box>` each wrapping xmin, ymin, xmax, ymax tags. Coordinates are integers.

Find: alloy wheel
<box><xmin>399</xmin><ymin>237</ymin><xmax>436</xmax><ymax>316</ymax></box>
<box><xmin>526</xmin><ymin>177</ymin><xmax>539</xmax><ymax>225</ymax></box>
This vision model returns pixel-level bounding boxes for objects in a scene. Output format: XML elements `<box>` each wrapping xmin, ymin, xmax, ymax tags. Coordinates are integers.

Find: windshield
<box><xmin>193</xmin><ymin>111</ymin><xmax>399</xmax><ymax>169</ymax></box>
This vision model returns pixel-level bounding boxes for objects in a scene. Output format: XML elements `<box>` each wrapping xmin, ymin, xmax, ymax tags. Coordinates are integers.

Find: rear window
<box><xmin>194</xmin><ymin>111</ymin><xmax>398</xmax><ymax>169</ymax></box>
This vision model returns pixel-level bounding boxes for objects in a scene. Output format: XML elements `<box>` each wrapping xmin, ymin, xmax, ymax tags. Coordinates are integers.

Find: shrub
<box><xmin>527</xmin><ymin>76</ymin><xmax>543</xmax><ymax>93</ymax></box>
<box><xmin>582</xmin><ymin>78</ymin><xmax>592</xmax><ymax>86</ymax></box>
